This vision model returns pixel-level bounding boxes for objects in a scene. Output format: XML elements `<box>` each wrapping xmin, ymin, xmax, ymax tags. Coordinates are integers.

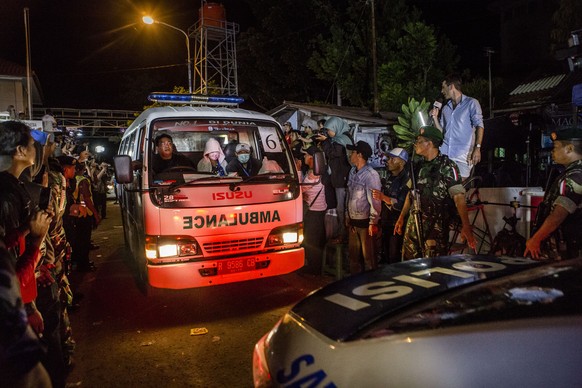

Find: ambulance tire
<box><xmin>132</xmin><ymin>235</ymin><xmax>160</xmax><ymax>297</ymax></box>
<box><xmin>136</xmin><ymin>256</ymin><xmax>161</xmax><ymax>297</ymax></box>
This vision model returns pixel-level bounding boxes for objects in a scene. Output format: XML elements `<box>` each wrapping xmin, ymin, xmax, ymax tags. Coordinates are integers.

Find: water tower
<box><xmin>189</xmin><ymin>2</ymin><xmax>239</xmax><ymax>96</ymax></box>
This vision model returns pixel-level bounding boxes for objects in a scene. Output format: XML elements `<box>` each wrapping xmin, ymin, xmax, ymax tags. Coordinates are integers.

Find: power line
<box><xmin>53</xmin><ymin>62</ymin><xmax>186</xmax><ymax>77</ymax></box>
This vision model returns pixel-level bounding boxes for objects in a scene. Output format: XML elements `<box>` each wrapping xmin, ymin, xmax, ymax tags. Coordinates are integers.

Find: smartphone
<box><xmin>38</xmin><ymin>187</ymin><xmax>52</xmax><ymax>210</ymax></box>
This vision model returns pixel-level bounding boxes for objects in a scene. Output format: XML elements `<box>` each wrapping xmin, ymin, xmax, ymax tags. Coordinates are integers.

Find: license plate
<box><xmin>217</xmin><ymin>258</ymin><xmax>256</xmax><ymax>274</ymax></box>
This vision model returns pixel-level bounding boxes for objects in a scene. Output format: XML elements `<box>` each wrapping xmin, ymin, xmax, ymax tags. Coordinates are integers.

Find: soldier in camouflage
<box><xmin>525</xmin><ymin>127</ymin><xmax>582</xmax><ymax>260</ymax></box>
<box><xmin>395</xmin><ymin>126</ymin><xmax>476</xmax><ymax>260</ymax></box>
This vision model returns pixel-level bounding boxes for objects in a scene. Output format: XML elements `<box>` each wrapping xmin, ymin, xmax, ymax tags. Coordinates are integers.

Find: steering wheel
<box><xmin>163</xmin><ymin>166</ymin><xmax>197</xmax><ymax>173</ymax></box>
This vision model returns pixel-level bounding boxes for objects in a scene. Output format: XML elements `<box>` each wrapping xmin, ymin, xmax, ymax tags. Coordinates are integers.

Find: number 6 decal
<box><xmin>259</xmin><ymin>126</ymin><xmax>283</xmax><ymax>152</ymax></box>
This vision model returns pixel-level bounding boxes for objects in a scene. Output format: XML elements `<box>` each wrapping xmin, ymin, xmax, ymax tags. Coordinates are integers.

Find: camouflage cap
<box><xmin>550</xmin><ymin>127</ymin><xmax>582</xmax><ymax>141</ymax></box>
<box><xmin>418</xmin><ymin>126</ymin><xmax>444</xmax><ymax>145</ymax></box>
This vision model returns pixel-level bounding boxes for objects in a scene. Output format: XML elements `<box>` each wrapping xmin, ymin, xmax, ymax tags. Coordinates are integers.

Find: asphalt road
<box><xmin>66</xmin><ymin>201</ymin><xmax>332</xmax><ymax>387</ymax></box>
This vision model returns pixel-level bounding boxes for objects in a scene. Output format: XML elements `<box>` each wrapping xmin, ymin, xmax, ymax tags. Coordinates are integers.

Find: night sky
<box><xmin>1</xmin><ymin>0</ymin><xmax>497</xmax><ymax>111</ymax></box>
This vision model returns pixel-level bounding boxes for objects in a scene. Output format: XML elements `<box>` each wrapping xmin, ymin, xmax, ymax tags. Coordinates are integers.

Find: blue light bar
<box><xmin>148</xmin><ymin>93</ymin><xmax>244</xmax><ymax>106</ymax></box>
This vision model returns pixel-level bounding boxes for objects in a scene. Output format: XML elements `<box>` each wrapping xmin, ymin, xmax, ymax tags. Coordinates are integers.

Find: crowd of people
<box><xmin>0</xmin><ymin>119</ymin><xmax>110</xmax><ymax>387</ymax></box>
<box><xmin>2</xmin><ymin>72</ymin><xmax>581</xmax><ymax>386</ymax></box>
<box><xmin>298</xmin><ymin>73</ymin><xmax>580</xmax><ymax>276</ymax></box>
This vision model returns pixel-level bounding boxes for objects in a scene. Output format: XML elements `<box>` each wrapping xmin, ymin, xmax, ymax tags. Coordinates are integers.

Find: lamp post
<box><xmin>370</xmin><ymin>0</ymin><xmax>379</xmax><ymax>115</ymax></box>
<box><xmin>142</xmin><ymin>16</ymin><xmax>192</xmax><ymax>93</ymax></box>
<box><xmin>484</xmin><ymin>47</ymin><xmax>495</xmax><ymax>119</ymax></box>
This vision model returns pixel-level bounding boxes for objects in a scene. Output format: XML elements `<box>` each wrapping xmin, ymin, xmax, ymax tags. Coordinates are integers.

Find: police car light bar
<box><xmin>148</xmin><ymin>93</ymin><xmax>244</xmax><ymax>106</ymax></box>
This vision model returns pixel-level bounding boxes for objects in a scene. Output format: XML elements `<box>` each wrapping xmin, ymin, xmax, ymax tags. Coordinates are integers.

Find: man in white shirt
<box><xmin>42</xmin><ymin>109</ymin><xmax>57</xmax><ymax>133</ymax></box>
<box><xmin>431</xmin><ymin>74</ymin><xmax>484</xmax><ymax>180</ymax></box>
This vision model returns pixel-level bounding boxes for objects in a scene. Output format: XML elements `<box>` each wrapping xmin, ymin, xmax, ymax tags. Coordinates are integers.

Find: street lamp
<box><xmin>142</xmin><ymin>15</ymin><xmax>192</xmax><ymax>93</ymax></box>
<box><xmin>484</xmin><ymin>47</ymin><xmax>495</xmax><ymax>119</ymax></box>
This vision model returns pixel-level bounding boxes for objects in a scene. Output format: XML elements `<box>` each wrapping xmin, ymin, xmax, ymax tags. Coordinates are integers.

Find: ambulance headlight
<box><xmin>158</xmin><ymin>244</ymin><xmax>178</xmax><ymax>258</ymax></box>
<box><xmin>145</xmin><ymin>235</ymin><xmax>200</xmax><ymax>261</ymax></box>
<box><xmin>266</xmin><ymin>223</ymin><xmax>303</xmax><ymax>247</ymax></box>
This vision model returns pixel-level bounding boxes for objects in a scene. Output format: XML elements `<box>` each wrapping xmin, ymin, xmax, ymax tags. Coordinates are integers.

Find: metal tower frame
<box><xmin>189</xmin><ymin>18</ymin><xmax>239</xmax><ymax>96</ymax></box>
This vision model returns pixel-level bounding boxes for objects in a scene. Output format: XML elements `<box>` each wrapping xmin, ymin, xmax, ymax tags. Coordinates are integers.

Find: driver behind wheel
<box><xmin>151</xmin><ymin>133</ymin><xmax>195</xmax><ymax>174</ymax></box>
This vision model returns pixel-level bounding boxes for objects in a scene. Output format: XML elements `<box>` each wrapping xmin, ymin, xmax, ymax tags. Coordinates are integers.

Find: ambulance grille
<box><xmin>203</xmin><ymin>237</ymin><xmax>263</xmax><ymax>253</ymax></box>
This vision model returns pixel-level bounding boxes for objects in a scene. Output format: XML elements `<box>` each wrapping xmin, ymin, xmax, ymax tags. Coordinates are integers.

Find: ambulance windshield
<box><xmin>148</xmin><ymin>118</ymin><xmax>296</xmax><ymax>182</ymax></box>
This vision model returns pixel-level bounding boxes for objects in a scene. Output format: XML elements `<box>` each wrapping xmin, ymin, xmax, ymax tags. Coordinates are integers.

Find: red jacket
<box><xmin>5</xmin><ymin>228</ymin><xmax>39</xmax><ymax>304</ymax></box>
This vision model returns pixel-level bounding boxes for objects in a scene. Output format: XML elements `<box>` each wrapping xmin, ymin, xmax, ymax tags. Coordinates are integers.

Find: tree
<box><xmin>377</xmin><ymin>21</ymin><xmax>459</xmax><ymax>112</ymax></box>
<box><xmin>308</xmin><ymin>0</ymin><xmax>423</xmax><ymax>108</ymax></box>
<box><xmin>550</xmin><ymin>0</ymin><xmax>582</xmax><ymax>51</ymax></box>
<box><xmin>237</xmin><ymin>0</ymin><xmax>331</xmax><ymax>109</ymax></box>
<box><xmin>392</xmin><ymin>97</ymin><xmax>431</xmax><ymax>151</ymax></box>
<box><xmin>237</xmin><ymin>0</ymin><xmax>461</xmax><ymax>112</ymax></box>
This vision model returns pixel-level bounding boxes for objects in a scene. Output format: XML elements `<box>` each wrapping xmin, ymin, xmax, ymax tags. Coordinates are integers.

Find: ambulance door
<box><xmin>124</xmin><ymin>123</ymin><xmax>146</xmax><ymax>259</ymax></box>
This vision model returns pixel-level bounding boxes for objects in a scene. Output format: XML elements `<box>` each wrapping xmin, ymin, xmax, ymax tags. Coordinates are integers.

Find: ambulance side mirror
<box><xmin>312</xmin><ymin>151</ymin><xmax>326</xmax><ymax>176</ymax></box>
<box><xmin>113</xmin><ymin>155</ymin><xmax>133</xmax><ymax>184</ymax></box>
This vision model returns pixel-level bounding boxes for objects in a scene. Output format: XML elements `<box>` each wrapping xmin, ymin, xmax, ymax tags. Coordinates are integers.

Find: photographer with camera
<box><xmin>297</xmin><ymin>118</ymin><xmax>320</xmax><ymax>149</ymax></box>
<box><xmin>314</xmin><ymin>116</ymin><xmax>353</xmax><ymax>243</ymax></box>
<box><xmin>0</xmin><ymin>120</ymin><xmax>55</xmax><ymax>385</ymax></box>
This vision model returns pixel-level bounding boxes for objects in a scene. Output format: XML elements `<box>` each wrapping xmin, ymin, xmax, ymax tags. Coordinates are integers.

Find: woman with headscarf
<box><xmin>315</xmin><ymin>116</ymin><xmax>353</xmax><ymax>243</ymax></box>
<box><xmin>197</xmin><ymin>137</ymin><xmax>228</xmax><ymax>176</ymax></box>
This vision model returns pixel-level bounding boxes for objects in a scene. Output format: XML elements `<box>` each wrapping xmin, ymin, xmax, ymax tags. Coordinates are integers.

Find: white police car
<box><xmin>253</xmin><ymin>255</ymin><xmax>582</xmax><ymax>387</ymax></box>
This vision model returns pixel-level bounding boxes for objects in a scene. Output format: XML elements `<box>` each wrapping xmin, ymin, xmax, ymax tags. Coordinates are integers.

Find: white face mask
<box><xmin>237</xmin><ymin>154</ymin><xmax>250</xmax><ymax>163</ymax></box>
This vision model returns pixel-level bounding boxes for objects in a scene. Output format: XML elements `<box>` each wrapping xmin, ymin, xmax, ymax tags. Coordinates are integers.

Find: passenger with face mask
<box><xmin>226</xmin><ymin>143</ymin><xmax>262</xmax><ymax>177</ymax></box>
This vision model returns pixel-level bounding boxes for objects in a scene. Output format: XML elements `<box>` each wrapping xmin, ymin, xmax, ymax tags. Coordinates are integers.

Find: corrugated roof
<box><xmin>509</xmin><ymin>74</ymin><xmax>566</xmax><ymax>95</ymax></box>
<box><xmin>0</xmin><ymin>58</ymin><xmax>27</xmax><ymax>78</ymax></box>
<box><xmin>267</xmin><ymin>101</ymin><xmax>398</xmax><ymax>125</ymax></box>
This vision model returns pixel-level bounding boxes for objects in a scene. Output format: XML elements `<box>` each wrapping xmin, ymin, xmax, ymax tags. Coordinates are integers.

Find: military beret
<box><xmin>550</xmin><ymin>127</ymin><xmax>582</xmax><ymax>141</ymax></box>
<box><xmin>418</xmin><ymin>126</ymin><xmax>444</xmax><ymax>144</ymax></box>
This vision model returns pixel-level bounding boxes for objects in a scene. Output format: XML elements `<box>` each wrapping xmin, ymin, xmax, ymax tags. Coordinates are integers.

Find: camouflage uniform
<box><xmin>39</xmin><ymin>163</ymin><xmax>75</xmax><ymax>371</ymax></box>
<box><xmin>534</xmin><ymin>159</ymin><xmax>582</xmax><ymax>260</ymax></box>
<box><xmin>402</xmin><ymin>152</ymin><xmax>465</xmax><ymax>260</ymax></box>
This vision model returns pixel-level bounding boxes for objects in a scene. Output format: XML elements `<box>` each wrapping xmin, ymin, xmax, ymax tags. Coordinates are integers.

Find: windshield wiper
<box><xmin>166</xmin><ymin>174</ymin><xmax>241</xmax><ymax>192</ymax></box>
<box><xmin>228</xmin><ymin>173</ymin><xmax>293</xmax><ymax>190</ymax></box>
